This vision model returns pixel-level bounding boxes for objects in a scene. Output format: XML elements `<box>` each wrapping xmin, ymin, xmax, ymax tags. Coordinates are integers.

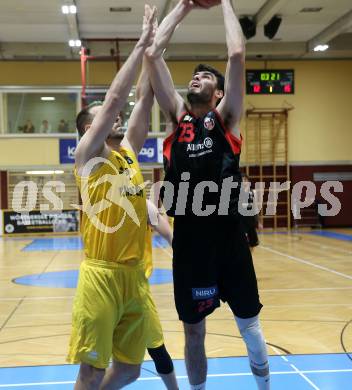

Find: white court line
<box><xmin>269</xmin><ymin>345</ymin><xmax>320</xmax><ymax>390</ymax></box>
<box><xmin>296</xmin><ymin>238</ymin><xmax>352</xmax><ymax>255</ymax></box>
<box><xmin>261</xmin><ymin>287</ymin><xmax>352</xmax><ymax>293</ymax></box>
<box><xmin>261</xmin><ymin>245</ymin><xmax>352</xmax><ymax>281</ymax></box>
<box><xmin>1</xmin><ymin>369</ymin><xmax>352</xmax><ymax>387</ymax></box>
<box><xmin>263</xmin><ymin>303</ymin><xmax>352</xmax><ymax>308</ymax></box>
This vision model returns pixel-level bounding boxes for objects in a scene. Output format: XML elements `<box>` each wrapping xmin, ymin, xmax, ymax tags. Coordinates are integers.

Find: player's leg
<box><xmin>74</xmin><ymin>364</ymin><xmax>105</xmax><ymax>390</ymax></box>
<box><xmin>172</xmin><ymin>218</ymin><xmax>220</xmax><ymax>390</ymax></box>
<box><xmin>219</xmin><ymin>219</ymin><xmax>269</xmax><ymax>389</ymax></box>
<box><xmin>147</xmin><ymin>289</ymin><xmax>178</xmax><ymax>389</ymax></box>
<box><xmin>183</xmin><ymin>319</ymin><xmax>207</xmax><ymax>389</ymax></box>
<box><xmin>67</xmin><ymin>261</ymin><xmax>118</xmax><ymax>389</ymax></box>
<box><xmin>235</xmin><ymin>315</ymin><xmax>270</xmax><ymax>390</ymax></box>
<box><xmin>148</xmin><ymin>344</ymin><xmax>178</xmax><ymax>389</ymax></box>
<box><xmin>100</xmin><ymin>361</ymin><xmax>141</xmax><ymax>389</ymax></box>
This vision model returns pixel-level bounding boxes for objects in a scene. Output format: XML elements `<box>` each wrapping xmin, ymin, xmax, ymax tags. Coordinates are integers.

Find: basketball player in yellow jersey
<box><xmin>104</xmin><ymin>133</ymin><xmax>179</xmax><ymax>389</ymax></box>
<box><xmin>67</xmin><ymin>5</ymin><xmax>158</xmax><ymax>389</ymax></box>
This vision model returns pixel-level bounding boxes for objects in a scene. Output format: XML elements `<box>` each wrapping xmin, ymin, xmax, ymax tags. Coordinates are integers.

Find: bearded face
<box><xmin>85</xmin><ymin>106</ymin><xmax>125</xmax><ymax>141</ymax></box>
<box><xmin>107</xmin><ymin>115</ymin><xmax>125</xmax><ymax>141</ymax></box>
<box><xmin>187</xmin><ymin>71</ymin><xmax>219</xmax><ymax>106</ymax></box>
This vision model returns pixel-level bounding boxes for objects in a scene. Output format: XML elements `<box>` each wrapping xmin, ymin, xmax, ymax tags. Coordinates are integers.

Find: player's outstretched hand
<box><xmin>140</xmin><ymin>4</ymin><xmax>157</xmax><ymax>47</ymax></box>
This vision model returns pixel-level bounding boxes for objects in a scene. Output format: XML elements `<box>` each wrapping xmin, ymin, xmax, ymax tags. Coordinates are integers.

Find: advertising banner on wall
<box><xmin>59</xmin><ymin>139</ymin><xmax>77</xmax><ymax>164</ymax></box>
<box><xmin>138</xmin><ymin>138</ymin><xmax>159</xmax><ymax>163</ymax></box>
<box><xmin>59</xmin><ymin>138</ymin><xmax>163</xmax><ymax>164</ymax></box>
<box><xmin>137</xmin><ymin>138</ymin><xmax>164</xmax><ymax>164</ymax></box>
<box><xmin>2</xmin><ymin>209</ymin><xmax>79</xmax><ymax>235</ymax></box>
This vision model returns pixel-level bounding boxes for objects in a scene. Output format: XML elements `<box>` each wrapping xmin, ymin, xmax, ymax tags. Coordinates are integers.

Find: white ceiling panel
<box><xmin>0</xmin><ymin>0</ymin><xmax>350</xmax><ymax>60</ymax></box>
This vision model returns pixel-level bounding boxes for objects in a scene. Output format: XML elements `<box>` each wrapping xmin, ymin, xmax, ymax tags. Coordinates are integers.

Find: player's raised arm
<box><xmin>122</xmin><ymin>59</ymin><xmax>154</xmax><ymax>155</ymax></box>
<box><xmin>75</xmin><ymin>5</ymin><xmax>156</xmax><ymax>169</ymax></box>
<box><xmin>217</xmin><ymin>0</ymin><xmax>245</xmax><ymax>138</ymax></box>
<box><xmin>145</xmin><ymin>1</ymin><xmax>195</xmax><ymax>125</ymax></box>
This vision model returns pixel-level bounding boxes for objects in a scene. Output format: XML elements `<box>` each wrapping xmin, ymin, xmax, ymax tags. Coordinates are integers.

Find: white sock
<box><xmin>252</xmin><ymin>361</ymin><xmax>270</xmax><ymax>390</ymax></box>
<box><xmin>235</xmin><ymin>315</ymin><xmax>270</xmax><ymax>390</ymax></box>
<box><xmin>190</xmin><ymin>382</ymin><xmax>206</xmax><ymax>390</ymax></box>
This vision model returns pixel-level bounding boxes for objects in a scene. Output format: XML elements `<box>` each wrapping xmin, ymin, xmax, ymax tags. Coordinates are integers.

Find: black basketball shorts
<box><xmin>172</xmin><ymin>216</ymin><xmax>263</xmax><ymax>324</ymax></box>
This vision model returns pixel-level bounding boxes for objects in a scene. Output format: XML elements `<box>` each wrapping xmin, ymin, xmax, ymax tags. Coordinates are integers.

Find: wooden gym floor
<box><xmin>0</xmin><ymin>229</ymin><xmax>351</xmax><ymax>389</ymax></box>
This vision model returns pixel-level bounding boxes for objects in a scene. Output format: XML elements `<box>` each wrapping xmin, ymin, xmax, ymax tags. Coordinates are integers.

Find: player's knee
<box><xmin>77</xmin><ymin>363</ymin><xmax>105</xmax><ymax>387</ymax></box>
<box><xmin>184</xmin><ymin>322</ymin><xmax>206</xmax><ymax>346</ymax></box>
<box><xmin>148</xmin><ymin>344</ymin><xmax>174</xmax><ymax>375</ymax></box>
<box><xmin>122</xmin><ymin>365</ymin><xmax>141</xmax><ymax>384</ymax></box>
<box><xmin>237</xmin><ymin>316</ymin><xmax>265</xmax><ymax>351</ymax></box>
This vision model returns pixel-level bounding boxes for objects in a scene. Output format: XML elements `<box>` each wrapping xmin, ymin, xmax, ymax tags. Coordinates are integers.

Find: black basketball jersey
<box><xmin>163</xmin><ymin>109</ymin><xmax>242</xmax><ymax>217</ymax></box>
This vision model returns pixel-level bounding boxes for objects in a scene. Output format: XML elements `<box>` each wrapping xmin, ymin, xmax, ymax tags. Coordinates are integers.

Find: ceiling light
<box><xmin>41</xmin><ymin>97</ymin><xmax>55</xmax><ymax>101</ymax></box>
<box><xmin>69</xmin><ymin>39</ymin><xmax>81</xmax><ymax>47</ymax></box>
<box><xmin>313</xmin><ymin>44</ymin><xmax>329</xmax><ymax>52</ymax></box>
<box><xmin>62</xmin><ymin>4</ymin><xmax>77</xmax><ymax>14</ymax></box>
<box><xmin>129</xmin><ymin>102</ymin><xmax>135</xmax><ymax>106</ymax></box>
<box><xmin>129</xmin><ymin>92</ymin><xmax>134</xmax><ymax>97</ymax></box>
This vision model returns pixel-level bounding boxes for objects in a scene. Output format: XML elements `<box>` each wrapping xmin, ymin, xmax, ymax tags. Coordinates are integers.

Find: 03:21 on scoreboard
<box><xmin>246</xmin><ymin>69</ymin><xmax>295</xmax><ymax>95</ymax></box>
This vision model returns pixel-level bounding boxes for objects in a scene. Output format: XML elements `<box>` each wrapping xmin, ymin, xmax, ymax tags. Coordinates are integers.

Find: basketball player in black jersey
<box><xmin>146</xmin><ymin>1</ymin><xmax>270</xmax><ymax>389</ymax></box>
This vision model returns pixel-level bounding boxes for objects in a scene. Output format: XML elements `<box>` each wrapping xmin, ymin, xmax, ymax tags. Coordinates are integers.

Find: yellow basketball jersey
<box><xmin>75</xmin><ymin>148</ymin><xmax>147</xmax><ymax>263</ymax></box>
<box><xmin>144</xmin><ymin>226</ymin><xmax>153</xmax><ymax>278</ymax></box>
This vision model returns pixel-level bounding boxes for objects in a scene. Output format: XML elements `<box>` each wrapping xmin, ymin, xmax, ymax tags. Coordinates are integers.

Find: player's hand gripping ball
<box><xmin>192</xmin><ymin>0</ymin><xmax>222</xmax><ymax>9</ymax></box>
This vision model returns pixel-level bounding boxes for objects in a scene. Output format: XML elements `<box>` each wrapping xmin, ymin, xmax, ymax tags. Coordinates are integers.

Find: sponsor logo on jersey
<box><xmin>204</xmin><ymin>116</ymin><xmax>215</xmax><ymax>130</ymax></box>
<box><xmin>123</xmin><ymin>156</ymin><xmax>134</xmax><ymax>165</ymax></box>
<box><xmin>192</xmin><ymin>286</ymin><xmax>218</xmax><ymax>300</ymax></box>
<box><xmin>186</xmin><ymin>137</ymin><xmax>213</xmax><ymax>153</ymax></box>
<box><xmin>87</xmin><ymin>351</ymin><xmax>99</xmax><ymax>360</ymax></box>
<box><xmin>204</xmin><ymin>137</ymin><xmax>213</xmax><ymax>149</ymax></box>
<box><xmin>184</xmin><ymin>115</ymin><xmax>193</xmax><ymax>122</ymax></box>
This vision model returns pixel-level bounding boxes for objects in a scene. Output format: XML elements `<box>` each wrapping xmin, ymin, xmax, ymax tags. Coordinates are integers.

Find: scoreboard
<box><xmin>246</xmin><ymin>69</ymin><xmax>295</xmax><ymax>95</ymax></box>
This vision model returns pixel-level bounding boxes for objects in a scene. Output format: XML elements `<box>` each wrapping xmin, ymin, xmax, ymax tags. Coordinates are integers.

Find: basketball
<box><xmin>193</xmin><ymin>0</ymin><xmax>222</xmax><ymax>9</ymax></box>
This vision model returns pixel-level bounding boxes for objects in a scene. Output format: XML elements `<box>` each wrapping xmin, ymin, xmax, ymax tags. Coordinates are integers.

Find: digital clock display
<box><xmin>246</xmin><ymin>69</ymin><xmax>294</xmax><ymax>95</ymax></box>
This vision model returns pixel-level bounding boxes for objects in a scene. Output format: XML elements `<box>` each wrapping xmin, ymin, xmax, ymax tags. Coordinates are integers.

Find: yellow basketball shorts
<box><xmin>146</xmin><ymin>291</ymin><xmax>164</xmax><ymax>349</ymax></box>
<box><xmin>67</xmin><ymin>258</ymin><xmax>156</xmax><ymax>368</ymax></box>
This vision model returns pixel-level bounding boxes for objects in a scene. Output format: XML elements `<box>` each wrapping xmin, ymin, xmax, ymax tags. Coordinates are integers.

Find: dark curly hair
<box><xmin>193</xmin><ymin>63</ymin><xmax>225</xmax><ymax>96</ymax></box>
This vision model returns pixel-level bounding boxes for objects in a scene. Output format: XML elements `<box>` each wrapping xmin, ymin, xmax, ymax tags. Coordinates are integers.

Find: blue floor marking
<box><xmin>305</xmin><ymin>230</ymin><xmax>352</xmax><ymax>241</ymax></box>
<box><xmin>149</xmin><ymin>268</ymin><xmax>173</xmax><ymax>284</ymax></box>
<box><xmin>286</xmin><ymin>353</ymin><xmax>352</xmax><ymax>370</ymax></box>
<box><xmin>0</xmin><ymin>354</ymin><xmax>351</xmax><ymax>389</ymax></box>
<box><xmin>13</xmin><ymin>268</ymin><xmax>173</xmax><ymax>288</ymax></box>
<box><xmin>305</xmin><ymin>371</ymin><xmax>352</xmax><ymax>390</ymax></box>
<box><xmin>22</xmin><ymin>237</ymin><xmax>83</xmax><ymax>251</ymax></box>
<box><xmin>152</xmin><ymin>234</ymin><xmax>169</xmax><ymax>248</ymax></box>
<box><xmin>13</xmin><ymin>270</ymin><xmax>79</xmax><ymax>289</ymax></box>
<box><xmin>258</xmin><ymin>230</ymin><xmax>352</xmax><ymax>242</ymax></box>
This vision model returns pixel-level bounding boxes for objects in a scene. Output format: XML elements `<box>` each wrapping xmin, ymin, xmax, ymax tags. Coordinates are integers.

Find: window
<box><xmin>5</xmin><ymin>92</ymin><xmax>79</xmax><ymax>134</ymax></box>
